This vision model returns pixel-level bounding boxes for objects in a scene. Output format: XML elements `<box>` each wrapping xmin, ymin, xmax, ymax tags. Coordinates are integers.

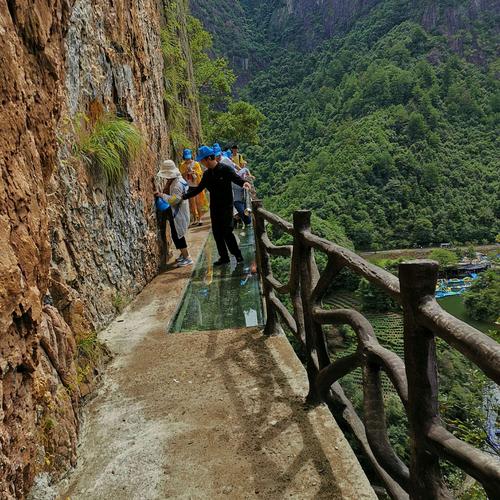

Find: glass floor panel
<box><xmin>170</xmin><ymin>227</ymin><xmax>264</xmax><ymax>333</ymax></box>
<box><xmin>191</xmin><ymin>232</ymin><xmax>257</xmax><ymax>281</ymax></box>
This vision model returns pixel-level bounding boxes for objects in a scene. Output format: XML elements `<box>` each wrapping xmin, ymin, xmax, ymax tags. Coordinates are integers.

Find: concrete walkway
<box><xmin>52</xmin><ymin>221</ymin><xmax>375</xmax><ymax>499</ymax></box>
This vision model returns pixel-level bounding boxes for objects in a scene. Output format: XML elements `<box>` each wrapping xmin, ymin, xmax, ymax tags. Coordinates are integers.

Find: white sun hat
<box><xmin>157</xmin><ymin>159</ymin><xmax>181</xmax><ymax>179</ymax></box>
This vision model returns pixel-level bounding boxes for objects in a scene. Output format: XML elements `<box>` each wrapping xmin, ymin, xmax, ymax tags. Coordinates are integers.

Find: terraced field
<box><xmin>323</xmin><ymin>291</ymin><xmax>405</xmax><ymax>396</ymax></box>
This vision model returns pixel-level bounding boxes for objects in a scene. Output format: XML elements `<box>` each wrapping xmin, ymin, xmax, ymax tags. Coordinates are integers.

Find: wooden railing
<box><xmin>252</xmin><ymin>201</ymin><xmax>500</xmax><ymax>499</ymax></box>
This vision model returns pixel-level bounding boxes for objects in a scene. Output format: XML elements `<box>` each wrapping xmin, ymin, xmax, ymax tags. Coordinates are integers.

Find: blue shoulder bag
<box><xmin>155</xmin><ymin>196</ymin><xmax>170</xmax><ymax>212</ymax></box>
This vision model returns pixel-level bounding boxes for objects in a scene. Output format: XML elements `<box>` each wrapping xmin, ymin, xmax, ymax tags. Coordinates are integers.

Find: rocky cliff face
<box><xmin>267</xmin><ymin>0</ymin><xmax>499</xmax><ymax>55</ymax></box>
<box><xmin>0</xmin><ymin>0</ymin><xmax>200</xmax><ymax>497</ymax></box>
<box><xmin>419</xmin><ymin>0</ymin><xmax>500</xmax><ymax>65</ymax></box>
<box><xmin>51</xmin><ymin>0</ymin><xmax>174</xmax><ymax>327</ymax></box>
<box><xmin>268</xmin><ymin>0</ymin><xmax>381</xmax><ymax>47</ymax></box>
<box><xmin>200</xmin><ymin>0</ymin><xmax>498</xmax><ymax>63</ymax></box>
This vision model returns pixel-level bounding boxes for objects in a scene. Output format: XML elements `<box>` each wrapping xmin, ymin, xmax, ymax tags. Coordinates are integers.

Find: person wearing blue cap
<box><xmin>183</xmin><ymin>145</ymin><xmax>251</xmax><ymax>265</ymax></box>
<box><xmin>213</xmin><ymin>144</ymin><xmax>252</xmax><ymax>229</ymax></box>
<box><xmin>180</xmin><ymin>148</ymin><xmax>207</xmax><ymax>226</ymax></box>
<box><xmin>213</xmin><ymin>143</ymin><xmax>236</xmax><ymax>169</ymax></box>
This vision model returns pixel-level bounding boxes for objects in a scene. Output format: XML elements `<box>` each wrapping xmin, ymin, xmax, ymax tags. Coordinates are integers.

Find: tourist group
<box><xmin>154</xmin><ymin>144</ymin><xmax>254</xmax><ymax>268</ymax></box>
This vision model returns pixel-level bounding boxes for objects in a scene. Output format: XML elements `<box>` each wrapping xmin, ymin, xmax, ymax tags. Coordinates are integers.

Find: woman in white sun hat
<box><xmin>155</xmin><ymin>160</ymin><xmax>193</xmax><ymax>267</ymax></box>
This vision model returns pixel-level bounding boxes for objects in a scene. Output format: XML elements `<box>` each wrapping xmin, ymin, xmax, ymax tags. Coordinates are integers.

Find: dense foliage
<box><xmin>161</xmin><ymin>0</ymin><xmax>196</xmax><ymax>149</ymax></box>
<box><xmin>192</xmin><ymin>1</ymin><xmax>499</xmax><ymax>496</ymax></box>
<box><xmin>189</xmin><ymin>0</ymin><xmax>279</xmax><ymax>81</ymax></box>
<box><xmin>161</xmin><ymin>1</ymin><xmax>264</xmax><ymax>151</ymax></box>
<box><xmin>464</xmin><ymin>270</ymin><xmax>500</xmax><ymax>322</ymax></box>
<box><xmin>235</xmin><ymin>0</ymin><xmax>500</xmax><ymax>250</ymax></box>
<box><xmin>186</xmin><ymin>14</ymin><xmax>265</xmax><ymax>146</ymax></box>
<box><xmin>428</xmin><ymin>248</ymin><xmax>459</xmax><ymax>267</ymax></box>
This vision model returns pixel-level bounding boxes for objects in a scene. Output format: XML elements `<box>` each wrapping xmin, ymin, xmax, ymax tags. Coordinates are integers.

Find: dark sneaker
<box><xmin>214</xmin><ymin>258</ymin><xmax>230</xmax><ymax>266</ymax></box>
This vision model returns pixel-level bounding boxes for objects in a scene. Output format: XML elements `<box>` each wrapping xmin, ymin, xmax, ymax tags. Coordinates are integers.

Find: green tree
<box><xmin>357</xmin><ymin>278</ymin><xmax>399</xmax><ymax>312</ymax></box>
<box><xmin>429</xmin><ymin>249</ymin><xmax>459</xmax><ymax>268</ymax></box>
<box><xmin>463</xmin><ymin>270</ymin><xmax>500</xmax><ymax>322</ymax></box>
<box><xmin>188</xmin><ymin>16</ymin><xmax>235</xmax><ymax>116</ymax></box>
<box><xmin>201</xmin><ymin>0</ymin><xmax>500</xmax><ymax>254</ymax></box>
<box><xmin>407</xmin><ymin>112</ymin><xmax>428</xmax><ymax>141</ymax></box>
<box><xmin>465</xmin><ymin>245</ymin><xmax>476</xmax><ymax>260</ymax></box>
<box><xmin>413</xmin><ymin>217</ymin><xmax>434</xmax><ymax>245</ymax></box>
<box><xmin>187</xmin><ymin>15</ymin><xmax>264</xmax><ymax>145</ymax></box>
<box><xmin>161</xmin><ymin>0</ymin><xmax>195</xmax><ymax>148</ymax></box>
<box><xmin>206</xmin><ymin>101</ymin><xmax>265</xmax><ymax>145</ymax></box>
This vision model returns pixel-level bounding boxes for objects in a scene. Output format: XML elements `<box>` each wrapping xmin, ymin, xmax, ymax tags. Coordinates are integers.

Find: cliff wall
<box><xmin>195</xmin><ymin>0</ymin><xmax>499</xmax><ymax>67</ymax></box>
<box><xmin>0</xmin><ymin>0</ymin><xmax>200</xmax><ymax>497</ymax></box>
<box><xmin>269</xmin><ymin>0</ymin><xmax>381</xmax><ymax>47</ymax></box>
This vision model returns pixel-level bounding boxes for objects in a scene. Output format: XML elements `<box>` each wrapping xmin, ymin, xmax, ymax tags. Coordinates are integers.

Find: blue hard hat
<box><xmin>213</xmin><ymin>143</ymin><xmax>222</xmax><ymax>156</ymax></box>
<box><xmin>196</xmin><ymin>145</ymin><xmax>215</xmax><ymax>162</ymax></box>
<box><xmin>223</xmin><ymin>149</ymin><xmax>233</xmax><ymax>158</ymax></box>
<box><xmin>183</xmin><ymin>148</ymin><xmax>192</xmax><ymax>160</ymax></box>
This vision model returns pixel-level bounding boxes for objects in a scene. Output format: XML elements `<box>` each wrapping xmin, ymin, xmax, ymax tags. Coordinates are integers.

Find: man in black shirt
<box><xmin>183</xmin><ymin>146</ymin><xmax>251</xmax><ymax>265</ymax></box>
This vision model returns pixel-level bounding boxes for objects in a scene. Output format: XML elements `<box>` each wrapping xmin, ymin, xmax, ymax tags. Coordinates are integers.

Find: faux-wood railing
<box><xmin>252</xmin><ymin>200</ymin><xmax>500</xmax><ymax>499</ymax></box>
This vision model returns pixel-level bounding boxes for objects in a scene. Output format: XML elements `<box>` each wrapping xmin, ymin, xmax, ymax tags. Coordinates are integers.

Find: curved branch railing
<box><xmin>252</xmin><ymin>201</ymin><xmax>500</xmax><ymax>499</ymax></box>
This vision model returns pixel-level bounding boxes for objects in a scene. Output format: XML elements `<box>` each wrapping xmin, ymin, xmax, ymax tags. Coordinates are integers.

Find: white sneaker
<box><xmin>176</xmin><ymin>258</ymin><xmax>193</xmax><ymax>267</ymax></box>
<box><xmin>175</xmin><ymin>255</ymin><xmax>184</xmax><ymax>262</ymax></box>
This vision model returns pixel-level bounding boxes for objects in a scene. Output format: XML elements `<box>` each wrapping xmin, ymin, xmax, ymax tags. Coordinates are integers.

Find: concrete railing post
<box><xmin>293</xmin><ymin>210</ymin><xmax>322</xmax><ymax>403</ymax></box>
<box><xmin>399</xmin><ymin>260</ymin><xmax>450</xmax><ymax>499</ymax></box>
<box><xmin>253</xmin><ymin>200</ymin><xmax>283</xmax><ymax>336</ymax></box>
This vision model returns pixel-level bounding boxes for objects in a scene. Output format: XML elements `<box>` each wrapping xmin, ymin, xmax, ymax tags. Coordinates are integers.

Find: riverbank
<box><xmin>360</xmin><ymin>244</ymin><xmax>498</xmax><ymax>261</ymax></box>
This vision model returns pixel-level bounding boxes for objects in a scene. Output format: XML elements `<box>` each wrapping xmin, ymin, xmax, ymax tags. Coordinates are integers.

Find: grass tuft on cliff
<box><xmin>76</xmin><ymin>114</ymin><xmax>143</xmax><ymax>184</ymax></box>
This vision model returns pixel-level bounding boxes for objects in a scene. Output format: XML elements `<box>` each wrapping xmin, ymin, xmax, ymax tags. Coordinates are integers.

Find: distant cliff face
<box><xmin>195</xmin><ymin>0</ymin><xmax>499</xmax><ymax>64</ymax></box>
<box><xmin>0</xmin><ymin>0</ymin><xmax>200</xmax><ymax>497</ymax></box>
<box><xmin>268</xmin><ymin>0</ymin><xmax>499</xmax><ymax>56</ymax></box>
<box><xmin>269</xmin><ymin>0</ymin><xmax>382</xmax><ymax>47</ymax></box>
<box><xmin>419</xmin><ymin>0</ymin><xmax>500</xmax><ymax>65</ymax></box>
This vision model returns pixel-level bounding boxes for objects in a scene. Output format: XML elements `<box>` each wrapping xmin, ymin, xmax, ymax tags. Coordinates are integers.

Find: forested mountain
<box><xmin>191</xmin><ymin>0</ymin><xmax>500</xmax><ymax>250</ymax></box>
<box><xmin>189</xmin><ymin>1</ymin><xmax>275</xmax><ymax>85</ymax></box>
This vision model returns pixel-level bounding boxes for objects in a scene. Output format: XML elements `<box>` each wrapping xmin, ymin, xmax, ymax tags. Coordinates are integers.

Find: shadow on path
<box><xmin>205</xmin><ymin>329</ymin><xmax>344</xmax><ymax>499</ymax></box>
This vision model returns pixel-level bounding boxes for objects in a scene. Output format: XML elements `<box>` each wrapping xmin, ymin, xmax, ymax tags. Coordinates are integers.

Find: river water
<box><xmin>438</xmin><ymin>295</ymin><xmax>498</xmax><ymax>334</ymax></box>
<box><xmin>438</xmin><ymin>295</ymin><xmax>500</xmax><ymax>454</ymax></box>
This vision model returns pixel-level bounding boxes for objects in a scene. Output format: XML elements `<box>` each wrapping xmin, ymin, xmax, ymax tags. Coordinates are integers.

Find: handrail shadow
<box><xmin>205</xmin><ymin>328</ymin><xmax>347</xmax><ymax>499</ymax></box>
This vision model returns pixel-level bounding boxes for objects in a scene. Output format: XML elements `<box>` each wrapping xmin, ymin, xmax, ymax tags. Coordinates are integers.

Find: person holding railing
<box><xmin>183</xmin><ymin>146</ymin><xmax>251</xmax><ymax>266</ymax></box>
<box><xmin>213</xmin><ymin>144</ymin><xmax>253</xmax><ymax>229</ymax></box>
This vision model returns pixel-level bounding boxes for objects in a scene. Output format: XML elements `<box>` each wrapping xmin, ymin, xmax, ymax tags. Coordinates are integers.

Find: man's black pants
<box><xmin>211</xmin><ymin>208</ymin><xmax>242</xmax><ymax>261</ymax></box>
